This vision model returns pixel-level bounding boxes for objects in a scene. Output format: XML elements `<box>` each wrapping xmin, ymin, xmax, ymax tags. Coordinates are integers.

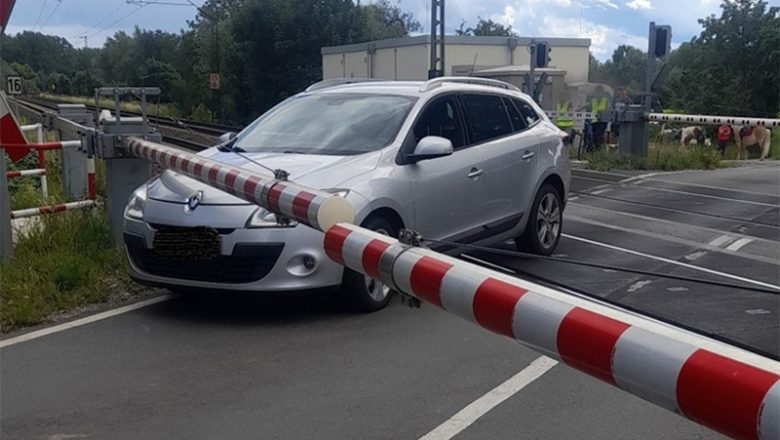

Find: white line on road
<box><xmin>626</xmin><ymin>184</ymin><xmax>779</xmax><ymax>207</ymax></box>
<box><xmin>418</xmin><ymin>356</ymin><xmax>558</xmax><ymax>440</ymax></box>
<box><xmin>0</xmin><ymin>294</ymin><xmax>174</xmax><ymax>349</ymax></box>
<box><xmin>591</xmin><ymin>188</ymin><xmax>613</xmax><ymax>195</ymax></box>
<box><xmin>708</xmin><ymin>234</ymin><xmax>735</xmax><ymax>248</ymax></box>
<box><xmin>726</xmin><ymin>237</ymin><xmax>754</xmax><ymax>252</ymax></box>
<box><xmin>562</xmin><ymin>234</ymin><xmax>780</xmax><ymax>291</ymax></box>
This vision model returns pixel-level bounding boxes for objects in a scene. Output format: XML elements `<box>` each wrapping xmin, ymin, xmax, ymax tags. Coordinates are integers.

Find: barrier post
<box><xmin>96</xmin><ymin>87</ymin><xmax>162</xmax><ymax>244</ymax></box>
<box><xmin>35</xmin><ymin>123</ymin><xmax>48</xmax><ymax>200</ymax></box>
<box><xmin>0</xmin><ymin>151</ymin><xmax>12</xmax><ymax>261</ymax></box>
<box><xmin>56</xmin><ymin>104</ymin><xmax>91</xmax><ymax>198</ymax></box>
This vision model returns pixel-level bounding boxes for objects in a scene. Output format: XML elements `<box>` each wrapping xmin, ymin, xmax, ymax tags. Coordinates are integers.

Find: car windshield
<box><xmin>233</xmin><ymin>93</ymin><xmax>416</xmax><ymax>155</ymax></box>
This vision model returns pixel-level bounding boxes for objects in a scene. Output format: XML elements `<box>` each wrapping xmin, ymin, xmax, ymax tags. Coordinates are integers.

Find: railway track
<box><xmin>13</xmin><ymin>95</ymin><xmax>242</xmax><ymax>151</ymax></box>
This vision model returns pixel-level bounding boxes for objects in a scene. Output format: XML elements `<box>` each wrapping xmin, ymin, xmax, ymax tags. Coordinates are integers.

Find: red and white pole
<box><xmin>323</xmin><ymin>223</ymin><xmax>780</xmax><ymax>440</ymax></box>
<box><xmin>86</xmin><ymin>156</ymin><xmax>96</xmax><ymax>201</ymax></box>
<box><xmin>125</xmin><ymin>136</ymin><xmax>780</xmax><ymax>440</ymax></box>
<box><xmin>10</xmin><ymin>200</ymin><xmax>96</xmax><ymax>219</ymax></box>
<box><xmin>6</xmin><ymin>168</ymin><xmax>45</xmax><ymax>179</ymax></box>
<box><xmin>126</xmin><ymin>137</ymin><xmax>353</xmax><ymax>230</ymax></box>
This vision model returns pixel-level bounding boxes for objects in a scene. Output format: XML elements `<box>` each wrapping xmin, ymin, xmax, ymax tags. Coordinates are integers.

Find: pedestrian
<box><xmin>717</xmin><ymin>124</ymin><xmax>731</xmax><ymax>156</ymax></box>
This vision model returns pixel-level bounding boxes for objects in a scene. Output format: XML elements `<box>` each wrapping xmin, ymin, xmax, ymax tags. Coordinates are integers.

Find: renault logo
<box><xmin>185</xmin><ymin>190</ymin><xmax>204</xmax><ymax>213</ymax></box>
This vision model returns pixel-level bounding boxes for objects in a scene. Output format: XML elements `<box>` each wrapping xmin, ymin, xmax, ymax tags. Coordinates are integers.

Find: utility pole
<box><xmin>428</xmin><ymin>0</ymin><xmax>445</xmax><ymax>79</ymax></box>
<box><xmin>79</xmin><ymin>35</ymin><xmax>87</xmax><ymax>49</ymax></box>
<box><xmin>186</xmin><ymin>0</ymin><xmax>221</xmax><ymax>121</ymax></box>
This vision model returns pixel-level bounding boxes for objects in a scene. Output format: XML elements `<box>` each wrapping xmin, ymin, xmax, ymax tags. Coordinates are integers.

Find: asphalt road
<box><xmin>3</xmin><ymin>163</ymin><xmax>778</xmax><ymax>440</ymax></box>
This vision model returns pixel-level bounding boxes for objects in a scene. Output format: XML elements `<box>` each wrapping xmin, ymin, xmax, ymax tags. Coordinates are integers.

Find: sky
<box><xmin>4</xmin><ymin>0</ymin><xmax>779</xmax><ymax>61</ymax></box>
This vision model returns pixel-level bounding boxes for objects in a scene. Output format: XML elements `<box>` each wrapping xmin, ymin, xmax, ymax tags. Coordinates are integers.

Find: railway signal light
<box><xmin>534</xmin><ymin>42</ymin><xmax>551</xmax><ymax>68</ymax></box>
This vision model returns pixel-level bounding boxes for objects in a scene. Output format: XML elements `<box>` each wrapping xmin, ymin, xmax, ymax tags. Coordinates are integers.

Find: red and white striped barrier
<box><xmin>10</xmin><ymin>200</ymin><xmax>97</xmax><ymax>219</ymax></box>
<box><xmin>20</xmin><ymin>123</ymin><xmax>48</xmax><ymax>199</ymax></box>
<box><xmin>126</xmin><ymin>137</ymin><xmax>353</xmax><ymax>231</ymax></box>
<box><xmin>323</xmin><ymin>223</ymin><xmax>780</xmax><ymax>440</ymax></box>
<box><xmin>649</xmin><ymin>113</ymin><xmax>780</xmax><ymax>128</ymax></box>
<box><xmin>0</xmin><ymin>140</ymin><xmax>81</xmax><ymax>151</ymax></box>
<box><xmin>6</xmin><ymin>168</ymin><xmax>45</xmax><ymax>179</ymax></box>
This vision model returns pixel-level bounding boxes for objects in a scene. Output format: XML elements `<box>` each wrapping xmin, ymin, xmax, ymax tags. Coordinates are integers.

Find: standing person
<box><xmin>590</xmin><ymin>85</ymin><xmax>610</xmax><ymax>148</ymax></box>
<box><xmin>717</xmin><ymin>124</ymin><xmax>731</xmax><ymax>156</ymax></box>
<box><xmin>554</xmin><ymin>92</ymin><xmax>574</xmax><ymax>138</ymax></box>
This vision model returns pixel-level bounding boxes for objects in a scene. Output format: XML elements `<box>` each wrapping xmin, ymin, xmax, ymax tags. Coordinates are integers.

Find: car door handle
<box><xmin>522</xmin><ymin>151</ymin><xmax>535</xmax><ymax>160</ymax></box>
<box><xmin>467</xmin><ymin>168</ymin><xmax>484</xmax><ymax>179</ymax></box>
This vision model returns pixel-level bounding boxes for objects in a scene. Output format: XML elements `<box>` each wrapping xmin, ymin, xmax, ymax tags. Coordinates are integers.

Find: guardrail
<box><xmin>125</xmin><ymin>136</ymin><xmax>780</xmax><ymax>440</ymax></box>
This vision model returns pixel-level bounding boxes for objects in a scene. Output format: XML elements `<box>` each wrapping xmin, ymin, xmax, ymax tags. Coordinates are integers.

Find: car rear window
<box><xmin>514</xmin><ymin>99</ymin><xmax>540</xmax><ymax>126</ymax></box>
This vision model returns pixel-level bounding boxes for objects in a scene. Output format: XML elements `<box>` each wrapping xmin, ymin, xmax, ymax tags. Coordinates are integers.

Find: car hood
<box><xmin>147</xmin><ymin>148</ymin><xmax>380</xmax><ymax>205</ymax></box>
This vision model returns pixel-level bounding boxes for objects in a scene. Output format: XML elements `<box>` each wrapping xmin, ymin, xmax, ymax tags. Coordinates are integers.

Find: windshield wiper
<box><xmin>216</xmin><ymin>142</ymin><xmax>286</xmax><ymax>179</ymax></box>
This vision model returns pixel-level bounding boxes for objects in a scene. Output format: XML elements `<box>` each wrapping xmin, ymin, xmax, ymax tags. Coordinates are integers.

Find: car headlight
<box><xmin>246</xmin><ymin>207</ymin><xmax>298</xmax><ymax>228</ymax></box>
<box><xmin>124</xmin><ymin>186</ymin><xmax>147</xmax><ymax>220</ymax></box>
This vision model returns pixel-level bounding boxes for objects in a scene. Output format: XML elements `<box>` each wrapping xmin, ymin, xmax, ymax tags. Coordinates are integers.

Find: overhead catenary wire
<box><xmin>420</xmin><ymin>237</ymin><xmax>780</xmax><ymax>295</ymax></box>
<box><xmin>75</xmin><ymin>0</ymin><xmax>126</xmax><ymax>40</ymax></box>
<box><xmin>39</xmin><ymin>0</ymin><xmax>62</xmax><ymax>31</ymax></box>
<box><xmin>89</xmin><ymin>4</ymin><xmax>147</xmax><ymax>39</ymax></box>
<box><xmin>34</xmin><ymin>0</ymin><xmax>49</xmax><ymax>29</ymax></box>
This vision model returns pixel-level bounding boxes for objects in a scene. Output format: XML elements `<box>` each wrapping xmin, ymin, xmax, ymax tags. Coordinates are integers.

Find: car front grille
<box><xmin>125</xmin><ymin>231</ymin><xmax>284</xmax><ymax>284</ymax></box>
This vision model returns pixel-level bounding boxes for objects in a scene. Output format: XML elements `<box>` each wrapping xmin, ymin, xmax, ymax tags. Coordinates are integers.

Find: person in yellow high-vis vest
<box><xmin>589</xmin><ymin>87</ymin><xmax>610</xmax><ymax>147</ymax></box>
<box><xmin>554</xmin><ymin>100</ymin><xmax>574</xmax><ymax>132</ymax></box>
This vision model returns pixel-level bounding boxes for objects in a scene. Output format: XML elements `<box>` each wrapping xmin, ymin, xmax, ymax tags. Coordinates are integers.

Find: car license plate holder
<box><xmin>153</xmin><ymin>226</ymin><xmax>221</xmax><ymax>261</ymax></box>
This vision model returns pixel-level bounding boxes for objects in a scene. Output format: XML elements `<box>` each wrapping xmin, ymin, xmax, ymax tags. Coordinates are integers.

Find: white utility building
<box><xmin>321</xmin><ymin>35</ymin><xmax>591</xmax><ymax>109</ymax></box>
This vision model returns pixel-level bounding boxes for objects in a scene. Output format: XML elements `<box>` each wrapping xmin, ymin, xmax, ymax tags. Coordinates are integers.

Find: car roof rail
<box><xmin>419</xmin><ymin>77</ymin><xmax>521</xmax><ymax>93</ymax></box>
<box><xmin>305</xmin><ymin>78</ymin><xmax>391</xmax><ymax>92</ymax></box>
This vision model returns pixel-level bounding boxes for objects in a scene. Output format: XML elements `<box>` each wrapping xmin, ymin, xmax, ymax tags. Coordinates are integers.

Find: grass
<box><xmin>39</xmin><ymin>93</ymin><xmax>182</xmax><ymax>119</ymax></box>
<box><xmin>584</xmin><ymin>143</ymin><xmax>724</xmax><ymax>172</ymax></box>
<box><xmin>0</xmin><ymin>208</ymin><xmax>129</xmax><ymax>332</ymax></box>
<box><xmin>1</xmin><ymin>129</ymin><xmax>132</xmax><ymax>332</ymax></box>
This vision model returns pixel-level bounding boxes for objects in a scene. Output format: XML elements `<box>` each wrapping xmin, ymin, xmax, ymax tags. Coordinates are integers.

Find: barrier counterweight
<box><xmin>324</xmin><ymin>223</ymin><xmax>780</xmax><ymax>440</ymax></box>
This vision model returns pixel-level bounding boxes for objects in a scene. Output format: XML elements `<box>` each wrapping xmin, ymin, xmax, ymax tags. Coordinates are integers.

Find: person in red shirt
<box><xmin>717</xmin><ymin>124</ymin><xmax>731</xmax><ymax>156</ymax></box>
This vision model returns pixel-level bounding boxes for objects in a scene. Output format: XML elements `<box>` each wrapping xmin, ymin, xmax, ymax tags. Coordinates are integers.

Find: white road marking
<box><xmin>418</xmin><ymin>356</ymin><xmax>558</xmax><ymax>440</ymax></box>
<box><xmin>684</xmin><ymin>251</ymin><xmax>707</xmax><ymax>261</ymax></box>
<box><xmin>565</xmin><ymin>215</ymin><xmax>778</xmax><ymax>265</ymax></box>
<box><xmin>569</xmin><ymin>202</ymin><xmax>776</xmax><ymax>247</ymax></box>
<box><xmin>562</xmin><ymin>234</ymin><xmax>780</xmax><ymax>291</ymax></box>
<box><xmin>726</xmin><ymin>237</ymin><xmax>754</xmax><ymax>252</ymax></box>
<box><xmin>591</xmin><ymin>188</ymin><xmax>612</xmax><ymax>195</ymax></box>
<box><xmin>568</xmin><ymin>196</ymin><xmax>579</xmax><ymax>201</ymax></box>
<box><xmin>0</xmin><ymin>294</ymin><xmax>174</xmax><ymax>349</ymax></box>
<box><xmin>667</xmin><ymin>287</ymin><xmax>690</xmax><ymax>292</ymax></box>
<box><xmin>708</xmin><ymin>234</ymin><xmax>735</xmax><ymax>248</ymax></box>
<box><xmin>744</xmin><ymin>309</ymin><xmax>771</xmax><ymax>315</ymax></box>
<box><xmin>627</xmin><ymin>280</ymin><xmax>652</xmax><ymax>292</ymax></box>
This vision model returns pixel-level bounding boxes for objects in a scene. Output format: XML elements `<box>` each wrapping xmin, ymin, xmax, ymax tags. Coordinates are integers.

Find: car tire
<box><xmin>515</xmin><ymin>184</ymin><xmax>562</xmax><ymax>256</ymax></box>
<box><xmin>340</xmin><ymin>216</ymin><xmax>396</xmax><ymax>313</ymax></box>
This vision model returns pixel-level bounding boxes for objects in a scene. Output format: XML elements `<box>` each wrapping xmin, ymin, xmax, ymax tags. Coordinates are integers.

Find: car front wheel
<box><xmin>340</xmin><ymin>216</ymin><xmax>396</xmax><ymax>312</ymax></box>
<box><xmin>515</xmin><ymin>184</ymin><xmax>562</xmax><ymax>255</ymax></box>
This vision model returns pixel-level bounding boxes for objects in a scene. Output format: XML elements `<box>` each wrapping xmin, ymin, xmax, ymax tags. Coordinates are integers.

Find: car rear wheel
<box><xmin>340</xmin><ymin>216</ymin><xmax>396</xmax><ymax>312</ymax></box>
<box><xmin>515</xmin><ymin>184</ymin><xmax>562</xmax><ymax>256</ymax></box>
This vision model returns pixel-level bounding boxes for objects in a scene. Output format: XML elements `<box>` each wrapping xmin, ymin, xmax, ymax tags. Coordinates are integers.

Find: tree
<box><xmin>455</xmin><ymin>17</ymin><xmax>515</xmax><ymax>37</ymax></box>
<box><xmin>663</xmin><ymin>0</ymin><xmax>779</xmax><ymax>116</ymax></box>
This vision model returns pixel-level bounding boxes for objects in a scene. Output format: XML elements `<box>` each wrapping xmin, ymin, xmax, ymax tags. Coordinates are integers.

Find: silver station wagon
<box><xmin>123</xmin><ymin>77</ymin><xmax>571</xmax><ymax>311</ymax></box>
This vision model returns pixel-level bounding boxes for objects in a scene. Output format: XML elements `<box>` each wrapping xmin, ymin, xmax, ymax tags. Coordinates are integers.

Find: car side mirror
<box><xmin>218</xmin><ymin>131</ymin><xmax>237</xmax><ymax>144</ymax></box>
<box><xmin>407</xmin><ymin>136</ymin><xmax>453</xmax><ymax>163</ymax></box>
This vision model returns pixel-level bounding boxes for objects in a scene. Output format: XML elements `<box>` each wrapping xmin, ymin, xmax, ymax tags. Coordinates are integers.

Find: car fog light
<box><xmin>303</xmin><ymin>255</ymin><xmax>316</xmax><ymax>269</ymax></box>
<box><xmin>286</xmin><ymin>254</ymin><xmax>319</xmax><ymax>277</ymax></box>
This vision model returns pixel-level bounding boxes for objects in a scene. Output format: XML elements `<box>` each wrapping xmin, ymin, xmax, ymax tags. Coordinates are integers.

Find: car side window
<box><xmin>514</xmin><ymin>99</ymin><xmax>540</xmax><ymax>126</ymax></box>
<box><xmin>462</xmin><ymin>94</ymin><xmax>513</xmax><ymax>144</ymax></box>
<box><xmin>413</xmin><ymin>96</ymin><xmax>466</xmax><ymax>149</ymax></box>
<box><xmin>503</xmin><ymin>97</ymin><xmax>527</xmax><ymax>132</ymax></box>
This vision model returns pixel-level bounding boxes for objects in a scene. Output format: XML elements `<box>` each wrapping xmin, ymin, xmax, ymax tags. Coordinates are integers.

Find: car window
<box><xmin>462</xmin><ymin>94</ymin><xmax>512</xmax><ymax>144</ymax></box>
<box><xmin>413</xmin><ymin>96</ymin><xmax>466</xmax><ymax>149</ymax></box>
<box><xmin>503</xmin><ymin>97</ymin><xmax>527</xmax><ymax>132</ymax></box>
<box><xmin>513</xmin><ymin>99</ymin><xmax>540</xmax><ymax>126</ymax></box>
